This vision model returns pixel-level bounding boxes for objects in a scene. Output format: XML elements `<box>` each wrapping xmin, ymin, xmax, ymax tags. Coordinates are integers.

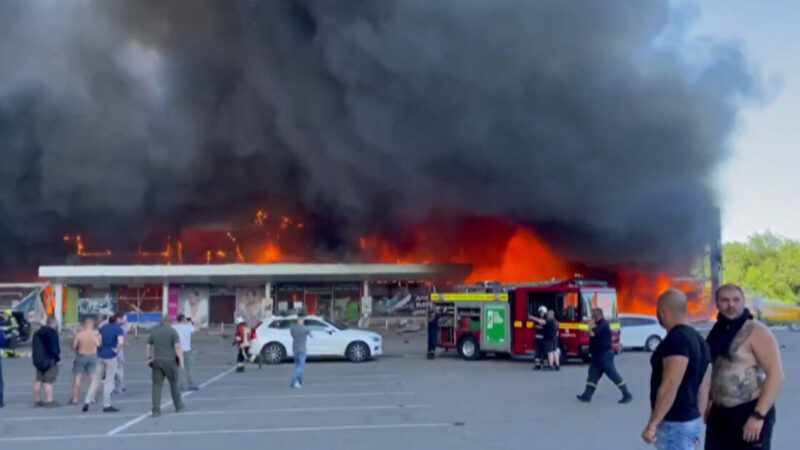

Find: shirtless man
<box><xmin>705</xmin><ymin>283</ymin><xmax>784</xmax><ymax>449</ymax></box>
<box><xmin>70</xmin><ymin>318</ymin><xmax>100</xmax><ymax>404</ymax></box>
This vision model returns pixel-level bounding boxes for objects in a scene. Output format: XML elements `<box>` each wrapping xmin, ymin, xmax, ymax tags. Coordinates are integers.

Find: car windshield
<box><xmin>331</xmin><ymin>322</ymin><xmax>348</xmax><ymax>330</ymax></box>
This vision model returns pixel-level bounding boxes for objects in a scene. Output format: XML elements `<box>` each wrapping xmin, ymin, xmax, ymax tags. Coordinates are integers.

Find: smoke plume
<box><xmin>0</xmin><ymin>0</ymin><xmax>761</xmax><ymax>274</ymax></box>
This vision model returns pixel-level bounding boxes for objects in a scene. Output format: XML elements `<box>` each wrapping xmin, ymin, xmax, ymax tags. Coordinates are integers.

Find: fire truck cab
<box><xmin>430</xmin><ymin>279</ymin><xmax>620</xmax><ymax>362</ymax></box>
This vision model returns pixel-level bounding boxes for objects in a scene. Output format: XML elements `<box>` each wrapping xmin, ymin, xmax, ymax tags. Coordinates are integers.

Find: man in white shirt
<box><xmin>173</xmin><ymin>314</ymin><xmax>199</xmax><ymax>391</ymax></box>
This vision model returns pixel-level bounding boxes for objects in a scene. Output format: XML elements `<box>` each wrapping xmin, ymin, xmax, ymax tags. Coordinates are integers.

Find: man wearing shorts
<box><xmin>32</xmin><ymin>316</ymin><xmax>61</xmax><ymax>407</ymax></box>
<box><xmin>532</xmin><ymin>309</ymin><xmax>560</xmax><ymax>371</ymax></box>
<box><xmin>82</xmin><ymin>314</ymin><xmax>124</xmax><ymax>413</ymax></box>
<box><xmin>70</xmin><ymin>318</ymin><xmax>100</xmax><ymax>404</ymax></box>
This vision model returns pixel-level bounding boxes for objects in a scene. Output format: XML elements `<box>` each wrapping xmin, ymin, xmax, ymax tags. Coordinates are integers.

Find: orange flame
<box><xmin>235</xmin><ymin>245</ymin><xmax>245</xmax><ymax>263</ymax></box>
<box><xmin>262</xmin><ymin>242</ymin><xmax>281</xmax><ymax>263</ymax></box>
<box><xmin>464</xmin><ymin>228</ymin><xmax>571</xmax><ymax>283</ymax></box>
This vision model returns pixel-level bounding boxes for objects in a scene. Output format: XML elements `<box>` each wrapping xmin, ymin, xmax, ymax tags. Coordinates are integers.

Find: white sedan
<box><xmin>251</xmin><ymin>315</ymin><xmax>383</xmax><ymax>364</ymax></box>
<box><xmin>619</xmin><ymin>314</ymin><xmax>666</xmax><ymax>352</ymax></box>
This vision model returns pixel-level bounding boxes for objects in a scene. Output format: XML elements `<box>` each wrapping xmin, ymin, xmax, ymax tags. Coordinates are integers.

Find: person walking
<box><xmin>70</xmin><ymin>317</ymin><xmax>100</xmax><ymax>405</ymax></box>
<box><xmin>290</xmin><ymin>313</ymin><xmax>312</xmax><ymax>389</ymax></box>
<box><xmin>576</xmin><ymin>307</ymin><xmax>632</xmax><ymax>403</ymax></box>
<box><xmin>704</xmin><ymin>284</ymin><xmax>784</xmax><ymax>449</ymax></box>
<box><xmin>426</xmin><ymin>305</ymin><xmax>440</xmax><ymax>359</ymax></box>
<box><xmin>173</xmin><ymin>314</ymin><xmax>200</xmax><ymax>391</ymax></box>
<box><xmin>233</xmin><ymin>317</ymin><xmax>250</xmax><ymax>373</ymax></box>
<box><xmin>82</xmin><ymin>314</ymin><xmax>124</xmax><ymax>413</ymax></box>
<box><xmin>32</xmin><ymin>316</ymin><xmax>61</xmax><ymax>408</ymax></box>
<box><xmin>113</xmin><ymin>313</ymin><xmax>132</xmax><ymax>394</ymax></box>
<box><xmin>0</xmin><ymin>327</ymin><xmax>9</xmax><ymax>408</ymax></box>
<box><xmin>147</xmin><ymin>315</ymin><xmax>185</xmax><ymax>417</ymax></box>
<box><xmin>641</xmin><ymin>290</ymin><xmax>711</xmax><ymax>449</ymax></box>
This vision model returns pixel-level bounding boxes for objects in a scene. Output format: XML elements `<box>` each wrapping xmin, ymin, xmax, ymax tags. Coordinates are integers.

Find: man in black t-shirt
<box><xmin>531</xmin><ymin>308</ymin><xmax>560</xmax><ymax>371</ymax></box>
<box><xmin>642</xmin><ymin>289</ymin><xmax>711</xmax><ymax>449</ymax></box>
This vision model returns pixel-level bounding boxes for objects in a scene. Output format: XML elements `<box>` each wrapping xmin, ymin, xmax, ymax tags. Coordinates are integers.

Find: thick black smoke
<box><xmin>0</xmin><ymin>0</ymin><xmax>761</xmax><ymax>274</ymax></box>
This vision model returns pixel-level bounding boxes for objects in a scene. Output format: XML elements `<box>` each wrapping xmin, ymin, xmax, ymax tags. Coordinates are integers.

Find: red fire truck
<box><xmin>430</xmin><ymin>278</ymin><xmax>621</xmax><ymax>362</ymax></box>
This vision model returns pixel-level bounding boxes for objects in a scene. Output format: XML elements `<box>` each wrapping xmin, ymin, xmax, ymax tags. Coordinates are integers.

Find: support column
<box><xmin>264</xmin><ymin>282</ymin><xmax>274</xmax><ymax>317</ymax></box>
<box><xmin>360</xmin><ymin>280</ymin><xmax>372</xmax><ymax>328</ymax></box>
<box><xmin>53</xmin><ymin>283</ymin><xmax>64</xmax><ymax>327</ymax></box>
<box><xmin>162</xmin><ymin>282</ymin><xmax>169</xmax><ymax>317</ymax></box>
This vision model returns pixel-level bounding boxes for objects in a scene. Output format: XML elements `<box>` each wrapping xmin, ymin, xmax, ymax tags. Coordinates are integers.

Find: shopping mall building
<box><xmin>35</xmin><ymin>263</ymin><xmax>471</xmax><ymax>327</ymax></box>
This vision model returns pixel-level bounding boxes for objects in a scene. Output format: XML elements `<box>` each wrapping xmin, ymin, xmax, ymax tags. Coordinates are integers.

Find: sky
<box><xmin>690</xmin><ymin>0</ymin><xmax>800</xmax><ymax>243</ymax></box>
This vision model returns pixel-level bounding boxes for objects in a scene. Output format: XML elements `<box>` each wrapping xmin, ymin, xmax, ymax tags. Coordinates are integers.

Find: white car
<box><xmin>251</xmin><ymin>315</ymin><xmax>383</xmax><ymax>364</ymax></box>
<box><xmin>619</xmin><ymin>314</ymin><xmax>666</xmax><ymax>352</ymax></box>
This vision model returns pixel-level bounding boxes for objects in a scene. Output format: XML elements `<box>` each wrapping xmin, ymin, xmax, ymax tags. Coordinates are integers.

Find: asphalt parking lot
<box><xmin>0</xmin><ymin>329</ymin><xmax>798</xmax><ymax>449</ymax></box>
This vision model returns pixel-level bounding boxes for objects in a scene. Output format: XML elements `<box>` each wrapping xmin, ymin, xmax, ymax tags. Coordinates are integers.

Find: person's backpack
<box><xmin>31</xmin><ymin>330</ymin><xmax>52</xmax><ymax>371</ymax></box>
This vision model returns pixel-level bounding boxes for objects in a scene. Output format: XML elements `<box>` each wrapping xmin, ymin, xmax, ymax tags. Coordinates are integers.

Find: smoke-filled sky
<box><xmin>0</xmin><ymin>0</ymin><xmax>763</xmax><ymax>273</ymax></box>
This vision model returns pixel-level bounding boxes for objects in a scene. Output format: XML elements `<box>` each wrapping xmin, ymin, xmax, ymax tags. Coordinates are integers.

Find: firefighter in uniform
<box><xmin>426</xmin><ymin>306</ymin><xmax>440</xmax><ymax>359</ymax></box>
<box><xmin>577</xmin><ymin>307</ymin><xmax>632</xmax><ymax>403</ymax></box>
<box><xmin>1</xmin><ymin>311</ymin><xmax>20</xmax><ymax>358</ymax></box>
<box><xmin>532</xmin><ymin>306</ymin><xmax>547</xmax><ymax>370</ymax></box>
<box><xmin>233</xmin><ymin>317</ymin><xmax>250</xmax><ymax>373</ymax></box>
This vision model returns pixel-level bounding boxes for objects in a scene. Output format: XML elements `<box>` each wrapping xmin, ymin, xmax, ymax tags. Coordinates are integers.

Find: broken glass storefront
<box><xmin>274</xmin><ymin>282</ymin><xmax>361</xmax><ymax>324</ymax></box>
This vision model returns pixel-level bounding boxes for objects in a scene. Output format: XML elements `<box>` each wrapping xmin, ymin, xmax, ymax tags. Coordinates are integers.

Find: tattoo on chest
<box><xmin>729</xmin><ymin>322</ymin><xmax>754</xmax><ymax>355</ymax></box>
<box><xmin>712</xmin><ymin>365</ymin><xmax>763</xmax><ymax>403</ymax></box>
<box><xmin>711</xmin><ymin>323</ymin><xmax>764</xmax><ymax>405</ymax></box>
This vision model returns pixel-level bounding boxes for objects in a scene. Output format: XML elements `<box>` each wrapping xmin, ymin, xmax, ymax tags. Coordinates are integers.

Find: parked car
<box><xmin>251</xmin><ymin>315</ymin><xmax>383</xmax><ymax>364</ymax></box>
<box><xmin>619</xmin><ymin>314</ymin><xmax>665</xmax><ymax>352</ymax></box>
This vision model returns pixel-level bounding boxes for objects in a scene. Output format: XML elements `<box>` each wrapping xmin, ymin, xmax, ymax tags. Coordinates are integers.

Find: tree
<box><xmin>723</xmin><ymin>232</ymin><xmax>800</xmax><ymax>305</ymax></box>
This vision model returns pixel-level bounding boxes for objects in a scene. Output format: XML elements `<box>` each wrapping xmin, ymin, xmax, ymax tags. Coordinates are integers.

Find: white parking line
<box><xmin>111</xmin><ymin>391</ymin><xmax>416</xmax><ymax>405</ymax></box>
<box><xmin>151</xmin><ymin>380</ymin><xmax>401</xmax><ymax>392</ymax></box>
<box><xmin>105</xmin><ymin>366</ymin><xmax>235</xmax><ymax>436</ymax></box>
<box><xmin>0</xmin><ymin>404</ymin><xmax>431</xmax><ymax>423</ymax></box>
<box><xmin>3</xmin><ymin>373</ymin><xmax>400</xmax><ymax>388</ymax></box>
<box><xmin>0</xmin><ymin>414</ymin><xmax>141</xmax><ymax>422</ymax></box>
<box><xmin>0</xmin><ymin>423</ymin><xmax>453</xmax><ymax>442</ymax></box>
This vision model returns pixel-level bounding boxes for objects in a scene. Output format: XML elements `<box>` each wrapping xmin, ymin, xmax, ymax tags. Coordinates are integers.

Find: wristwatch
<box><xmin>750</xmin><ymin>411</ymin><xmax>766</xmax><ymax>421</ymax></box>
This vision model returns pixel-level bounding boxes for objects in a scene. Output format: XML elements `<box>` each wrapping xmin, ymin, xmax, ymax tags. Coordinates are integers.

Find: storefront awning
<box><xmin>38</xmin><ymin>263</ymin><xmax>473</xmax><ymax>285</ymax></box>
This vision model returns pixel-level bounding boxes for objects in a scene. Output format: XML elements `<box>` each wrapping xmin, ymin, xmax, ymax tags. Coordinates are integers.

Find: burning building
<box><xmin>38</xmin><ymin>263</ymin><xmax>471</xmax><ymax>327</ymax></box>
<box><xmin>2</xmin><ymin>1</ymin><xmax>756</xmax><ymax>314</ymax></box>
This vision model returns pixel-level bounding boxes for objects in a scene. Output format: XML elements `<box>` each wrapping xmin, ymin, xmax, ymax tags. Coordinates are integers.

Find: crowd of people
<box><xmin>0</xmin><ymin>283</ymin><xmax>786</xmax><ymax>449</ymax></box>
<box><xmin>12</xmin><ymin>309</ymin><xmax>313</xmax><ymax>417</ymax></box>
<box><xmin>424</xmin><ymin>283</ymin><xmax>784</xmax><ymax>450</ymax></box>
<box><xmin>20</xmin><ymin>311</ymin><xmax>202</xmax><ymax>415</ymax></box>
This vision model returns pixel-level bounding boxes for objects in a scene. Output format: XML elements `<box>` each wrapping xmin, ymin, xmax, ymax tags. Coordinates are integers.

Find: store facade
<box><xmin>38</xmin><ymin>264</ymin><xmax>471</xmax><ymax>327</ymax></box>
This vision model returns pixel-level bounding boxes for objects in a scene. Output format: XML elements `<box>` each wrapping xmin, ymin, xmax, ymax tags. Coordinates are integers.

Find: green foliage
<box><xmin>723</xmin><ymin>232</ymin><xmax>800</xmax><ymax>305</ymax></box>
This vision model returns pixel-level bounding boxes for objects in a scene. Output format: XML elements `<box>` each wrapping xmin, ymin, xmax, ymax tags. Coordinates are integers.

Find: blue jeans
<box><xmin>656</xmin><ymin>418</ymin><xmax>702</xmax><ymax>450</ymax></box>
<box><xmin>292</xmin><ymin>351</ymin><xmax>307</xmax><ymax>386</ymax></box>
<box><xmin>0</xmin><ymin>357</ymin><xmax>4</xmax><ymax>406</ymax></box>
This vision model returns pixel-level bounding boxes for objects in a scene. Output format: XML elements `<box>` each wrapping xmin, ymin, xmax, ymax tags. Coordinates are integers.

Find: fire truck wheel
<box><xmin>346</xmin><ymin>341</ymin><xmax>371</xmax><ymax>362</ymax></box>
<box><xmin>645</xmin><ymin>335</ymin><xmax>662</xmax><ymax>352</ymax></box>
<box><xmin>458</xmin><ymin>335</ymin><xmax>481</xmax><ymax>361</ymax></box>
<box><xmin>260</xmin><ymin>342</ymin><xmax>287</xmax><ymax>365</ymax></box>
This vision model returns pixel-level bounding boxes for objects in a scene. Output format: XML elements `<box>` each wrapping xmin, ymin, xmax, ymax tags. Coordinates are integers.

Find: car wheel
<box><xmin>260</xmin><ymin>342</ymin><xmax>286</xmax><ymax>365</ymax></box>
<box><xmin>645</xmin><ymin>335</ymin><xmax>662</xmax><ymax>352</ymax></box>
<box><xmin>346</xmin><ymin>341</ymin><xmax>371</xmax><ymax>362</ymax></box>
<box><xmin>458</xmin><ymin>335</ymin><xmax>481</xmax><ymax>361</ymax></box>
